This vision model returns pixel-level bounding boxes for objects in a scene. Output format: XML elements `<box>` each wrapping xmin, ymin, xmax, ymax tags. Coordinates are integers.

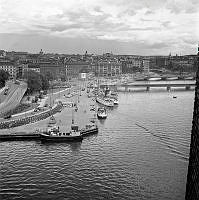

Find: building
<box><xmin>142</xmin><ymin>59</ymin><xmax>150</xmax><ymax>74</ymax></box>
<box><xmin>27</xmin><ymin>64</ymin><xmax>40</xmax><ymax>73</ymax></box>
<box><xmin>0</xmin><ymin>59</ymin><xmax>16</xmax><ymax>78</ymax></box>
<box><xmin>122</xmin><ymin>58</ymin><xmax>142</xmax><ymax>73</ymax></box>
<box><xmin>185</xmin><ymin>48</ymin><xmax>199</xmax><ymax>200</ymax></box>
<box><xmin>65</xmin><ymin>61</ymin><xmax>91</xmax><ymax>79</ymax></box>
<box><xmin>96</xmin><ymin>61</ymin><xmax>122</xmax><ymax>77</ymax></box>
<box><xmin>39</xmin><ymin>61</ymin><xmax>65</xmax><ymax>80</ymax></box>
<box><xmin>16</xmin><ymin>63</ymin><xmax>28</xmax><ymax>78</ymax></box>
<box><xmin>0</xmin><ymin>50</ymin><xmax>6</xmax><ymax>58</ymax></box>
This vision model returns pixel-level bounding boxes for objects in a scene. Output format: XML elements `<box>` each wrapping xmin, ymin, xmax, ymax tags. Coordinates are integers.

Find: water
<box><xmin>0</xmin><ymin>89</ymin><xmax>194</xmax><ymax>200</ymax></box>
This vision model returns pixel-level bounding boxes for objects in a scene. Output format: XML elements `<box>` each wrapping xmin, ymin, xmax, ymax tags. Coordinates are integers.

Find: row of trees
<box><xmin>23</xmin><ymin>71</ymin><xmax>50</xmax><ymax>94</ymax></box>
<box><xmin>0</xmin><ymin>69</ymin><xmax>50</xmax><ymax>93</ymax></box>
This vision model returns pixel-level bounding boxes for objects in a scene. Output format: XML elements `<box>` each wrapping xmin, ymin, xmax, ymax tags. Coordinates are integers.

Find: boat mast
<box><xmin>72</xmin><ymin>105</ymin><xmax>74</xmax><ymax>124</ymax></box>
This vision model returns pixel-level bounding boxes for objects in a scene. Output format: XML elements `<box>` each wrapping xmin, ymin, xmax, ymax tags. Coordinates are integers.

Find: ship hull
<box><xmin>40</xmin><ymin>133</ymin><xmax>83</xmax><ymax>142</ymax></box>
<box><xmin>81</xmin><ymin>127</ymin><xmax>98</xmax><ymax>136</ymax></box>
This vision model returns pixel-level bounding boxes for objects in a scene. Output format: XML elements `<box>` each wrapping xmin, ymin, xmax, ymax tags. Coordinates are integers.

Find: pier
<box><xmin>0</xmin><ymin>132</ymin><xmax>41</xmax><ymax>141</ymax></box>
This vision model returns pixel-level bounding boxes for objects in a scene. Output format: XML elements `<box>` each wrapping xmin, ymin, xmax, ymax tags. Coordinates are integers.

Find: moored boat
<box><xmin>184</xmin><ymin>76</ymin><xmax>194</xmax><ymax>80</ymax></box>
<box><xmin>48</xmin><ymin>115</ymin><xmax>56</xmax><ymax>126</ymax></box>
<box><xmin>40</xmin><ymin>125</ymin><xmax>83</xmax><ymax>142</ymax></box>
<box><xmin>148</xmin><ymin>77</ymin><xmax>162</xmax><ymax>81</ymax></box>
<box><xmin>97</xmin><ymin>107</ymin><xmax>107</xmax><ymax>119</ymax></box>
<box><xmin>96</xmin><ymin>96</ymin><xmax>114</xmax><ymax>107</ymax></box>
<box><xmin>166</xmin><ymin>77</ymin><xmax>178</xmax><ymax>80</ymax></box>
<box><xmin>80</xmin><ymin>124</ymin><xmax>98</xmax><ymax>136</ymax></box>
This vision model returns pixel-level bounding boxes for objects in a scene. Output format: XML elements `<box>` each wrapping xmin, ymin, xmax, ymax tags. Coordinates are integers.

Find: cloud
<box><xmin>0</xmin><ymin>0</ymin><xmax>198</xmax><ymax>55</ymax></box>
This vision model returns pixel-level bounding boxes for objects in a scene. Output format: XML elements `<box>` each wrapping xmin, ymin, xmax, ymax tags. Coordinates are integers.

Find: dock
<box><xmin>0</xmin><ymin>132</ymin><xmax>41</xmax><ymax>141</ymax></box>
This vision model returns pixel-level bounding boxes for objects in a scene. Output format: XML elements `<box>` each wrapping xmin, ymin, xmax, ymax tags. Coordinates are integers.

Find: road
<box><xmin>0</xmin><ymin>81</ymin><xmax>27</xmax><ymax>117</ymax></box>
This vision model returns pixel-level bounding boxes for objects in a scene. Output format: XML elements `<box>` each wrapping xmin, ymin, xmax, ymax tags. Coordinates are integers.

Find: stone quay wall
<box><xmin>0</xmin><ymin>104</ymin><xmax>62</xmax><ymax>130</ymax></box>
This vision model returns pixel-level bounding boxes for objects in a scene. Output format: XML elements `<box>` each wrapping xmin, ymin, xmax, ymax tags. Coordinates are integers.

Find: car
<box><xmin>4</xmin><ymin>88</ymin><xmax>9</xmax><ymax>95</ymax></box>
<box><xmin>34</xmin><ymin>108</ymin><xmax>40</xmax><ymax>112</ymax></box>
<box><xmin>4</xmin><ymin>115</ymin><xmax>12</xmax><ymax>119</ymax></box>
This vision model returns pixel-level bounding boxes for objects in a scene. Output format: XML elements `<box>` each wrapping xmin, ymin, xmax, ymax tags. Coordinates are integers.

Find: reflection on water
<box><xmin>0</xmin><ymin>90</ymin><xmax>194</xmax><ymax>200</ymax></box>
<box><xmin>39</xmin><ymin>141</ymin><xmax>83</xmax><ymax>153</ymax></box>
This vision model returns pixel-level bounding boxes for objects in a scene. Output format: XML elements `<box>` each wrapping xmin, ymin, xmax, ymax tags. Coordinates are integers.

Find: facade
<box><xmin>122</xmin><ymin>58</ymin><xmax>142</xmax><ymax>73</ymax></box>
<box><xmin>185</xmin><ymin>49</ymin><xmax>199</xmax><ymax>200</ymax></box>
<box><xmin>142</xmin><ymin>59</ymin><xmax>150</xmax><ymax>74</ymax></box>
<box><xmin>65</xmin><ymin>61</ymin><xmax>90</xmax><ymax>78</ymax></box>
<box><xmin>26</xmin><ymin>63</ymin><xmax>40</xmax><ymax>73</ymax></box>
<box><xmin>16</xmin><ymin>63</ymin><xmax>28</xmax><ymax>78</ymax></box>
<box><xmin>0</xmin><ymin>59</ymin><xmax>16</xmax><ymax>78</ymax></box>
<box><xmin>96</xmin><ymin>61</ymin><xmax>122</xmax><ymax>77</ymax></box>
<box><xmin>39</xmin><ymin>61</ymin><xmax>65</xmax><ymax>80</ymax></box>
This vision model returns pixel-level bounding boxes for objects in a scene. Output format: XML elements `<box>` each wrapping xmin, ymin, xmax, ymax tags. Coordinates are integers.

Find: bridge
<box><xmin>101</xmin><ymin>82</ymin><xmax>196</xmax><ymax>92</ymax></box>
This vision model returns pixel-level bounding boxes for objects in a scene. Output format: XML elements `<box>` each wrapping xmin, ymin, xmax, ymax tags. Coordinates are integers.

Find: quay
<box><xmin>0</xmin><ymin>132</ymin><xmax>41</xmax><ymax>141</ymax></box>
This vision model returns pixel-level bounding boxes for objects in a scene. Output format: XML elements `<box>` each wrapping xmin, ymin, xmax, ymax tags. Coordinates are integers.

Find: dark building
<box><xmin>185</xmin><ymin>47</ymin><xmax>199</xmax><ymax>199</ymax></box>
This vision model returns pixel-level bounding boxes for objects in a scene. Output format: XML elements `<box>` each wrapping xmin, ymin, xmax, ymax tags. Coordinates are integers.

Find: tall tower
<box><xmin>185</xmin><ymin>45</ymin><xmax>199</xmax><ymax>199</ymax></box>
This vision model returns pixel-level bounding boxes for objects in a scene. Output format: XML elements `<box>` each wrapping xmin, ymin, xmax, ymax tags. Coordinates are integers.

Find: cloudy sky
<box><xmin>0</xmin><ymin>0</ymin><xmax>198</xmax><ymax>55</ymax></box>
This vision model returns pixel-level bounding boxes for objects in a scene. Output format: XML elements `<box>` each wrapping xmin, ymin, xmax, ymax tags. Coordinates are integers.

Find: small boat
<box><xmin>48</xmin><ymin>115</ymin><xmax>56</xmax><ymax>126</ymax></box>
<box><xmin>90</xmin><ymin>107</ymin><xmax>95</xmax><ymax>111</ymax></box>
<box><xmin>97</xmin><ymin>107</ymin><xmax>107</xmax><ymax>119</ymax></box>
<box><xmin>148</xmin><ymin>77</ymin><xmax>162</xmax><ymax>81</ymax></box>
<box><xmin>40</xmin><ymin>125</ymin><xmax>83</xmax><ymax>142</ymax></box>
<box><xmin>96</xmin><ymin>96</ymin><xmax>114</xmax><ymax>107</ymax></box>
<box><xmin>64</xmin><ymin>94</ymin><xmax>73</xmax><ymax>98</ymax></box>
<box><xmin>166</xmin><ymin>77</ymin><xmax>178</xmax><ymax>80</ymax></box>
<box><xmin>80</xmin><ymin>124</ymin><xmax>98</xmax><ymax>137</ymax></box>
<box><xmin>108</xmin><ymin>97</ymin><xmax>119</xmax><ymax>105</ymax></box>
<box><xmin>184</xmin><ymin>76</ymin><xmax>194</xmax><ymax>80</ymax></box>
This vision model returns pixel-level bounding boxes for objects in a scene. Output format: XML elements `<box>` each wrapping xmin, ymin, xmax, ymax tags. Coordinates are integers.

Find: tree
<box><xmin>23</xmin><ymin>70</ymin><xmax>42</xmax><ymax>93</ymax></box>
<box><xmin>0</xmin><ymin>70</ymin><xmax>10</xmax><ymax>87</ymax></box>
<box><xmin>39</xmin><ymin>74</ymin><xmax>49</xmax><ymax>90</ymax></box>
<box><xmin>45</xmin><ymin>71</ymin><xmax>54</xmax><ymax>81</ymax></box>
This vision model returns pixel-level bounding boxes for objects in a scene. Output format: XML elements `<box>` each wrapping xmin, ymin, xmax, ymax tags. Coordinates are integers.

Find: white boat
<box><xmin>148</xmin><ymin>77</ymin><xmax>162</xmax><ymax>81</ymax></box>
<box><xmin>111</xmin><ymin>98</ymin><xmax>119</xmax><ymax>105</ymax></box>
<box><xmin>106</xmin><ymin>92</ymin><xmax>119</xmax><ymax>105</ymax></box>
<box><xmin>184</xmin><ymin>77</ymin><xmax>194</xmax><ymax>80</ymax></box>
<box><xmin>48</xmin><ymin>115</ymin><xmax>56</xmax><ymax>126</ymax></box>
<box><xmin>64</xmin><ymin>93</ymin><xmax>73</xmax><ymax>98</ymax></box>
<box><xmin>97</xmin><ymin>107</ymin><xmax>107</xmax><ymax>119</ymax></box>
<box><xmin>96</xmin><ymin>96</ymin><xmax>114</xmax><ymax>107</ymax></box>
<box><xmin>166</xmin><ymin>77</ymin><xmax>178</xmax><ymax>80</ymax></box>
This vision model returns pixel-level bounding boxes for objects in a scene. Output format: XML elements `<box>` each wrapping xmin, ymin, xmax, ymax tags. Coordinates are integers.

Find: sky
<box><xmin>0</xmin><ymin>0</ymin><xmax>198</xmax><ymax>55</ymax></box>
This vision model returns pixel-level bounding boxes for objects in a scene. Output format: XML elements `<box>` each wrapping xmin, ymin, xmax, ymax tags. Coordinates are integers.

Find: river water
<box><xmin>0</xmin><ymin>86</ymin><xmax>194</xmax><ymax>200</ymax></box>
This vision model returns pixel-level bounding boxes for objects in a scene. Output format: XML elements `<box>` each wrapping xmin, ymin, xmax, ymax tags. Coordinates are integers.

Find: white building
<box><xmin>142</xmin><ymin>59</ymin><xmax>150</xmax><ymax>74</ymax></box>
<box><xmin>0</xmin><ymin>60</ymin><xmax>17</xmax><ymax>78</ymax></box>
<box><xmin>96</xmin><ymin>61</ymin><xmax>122</xmax><ymax>77</ymax></box>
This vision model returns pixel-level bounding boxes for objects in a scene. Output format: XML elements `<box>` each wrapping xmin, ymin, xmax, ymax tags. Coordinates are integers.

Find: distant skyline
<box><xmin>0</xmin><ymin>0</ymin><xmax>198</xmax><ymax>55</ymax></box>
